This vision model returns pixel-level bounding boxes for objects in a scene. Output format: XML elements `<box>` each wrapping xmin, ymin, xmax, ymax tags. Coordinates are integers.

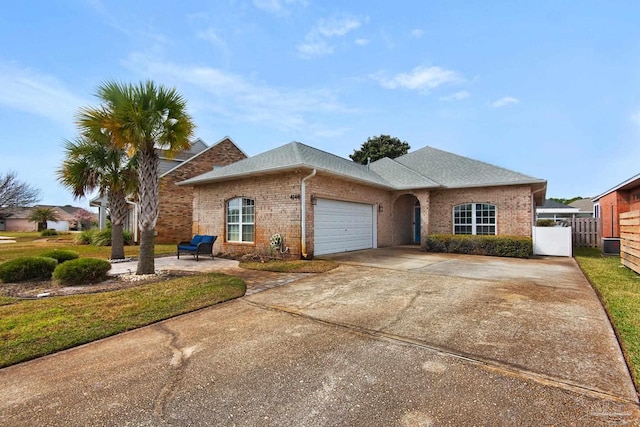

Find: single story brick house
<box><xmin>592</xmin><ymin>172</ymin><xmax>640</xmax><ymax>238</ymax></box>
<box><xmin>179</xmin><ymin>141</ymin><xmax>547</xmax><ymax>258</ymax></box>
<box><xmin>0</xmin><ymin>205</ymin><xmax>93</xmax><ymax>232</ymax></box>
<box><xmin>90</xmin><ymin>136</ymin><xmax>247</xmax><ymax>244</ymax></box>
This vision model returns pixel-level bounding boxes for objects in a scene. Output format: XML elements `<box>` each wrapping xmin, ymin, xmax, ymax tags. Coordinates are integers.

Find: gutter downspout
<box><xmin>301</xmin><ymin>169</ymin><xmax>317</xmax><ymax>259</ymax></box>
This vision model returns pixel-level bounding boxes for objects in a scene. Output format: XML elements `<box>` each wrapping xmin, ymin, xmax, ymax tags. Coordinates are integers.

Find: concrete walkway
<box><xmin>1</xmin><ymin>248</ymin><xmax>638</xmax><ymax>426</ymax></box>
<box><xmin>108</xmin><ymin>255</ymin><xmax>312</xmax><ymax>295</ymax></box>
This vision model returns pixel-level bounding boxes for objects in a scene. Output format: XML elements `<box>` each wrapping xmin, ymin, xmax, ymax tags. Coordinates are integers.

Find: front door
<box><xmin>414</xmin><ymin>202</ymin><xmax>421</xmax><ymax>244</ymax></box>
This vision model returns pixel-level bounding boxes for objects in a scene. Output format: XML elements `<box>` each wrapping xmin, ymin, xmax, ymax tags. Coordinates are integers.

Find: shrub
<box><xmin>90</xmin><ymin>228</ymin><xmax>134</xmax><ymax>246</ymax></box>
<box><xmin>0</xmin><ymin>257</ymin><xmax>58</xmax><ymax>283</ymax></box>
<box><xmin>40</xmin><ymin>229</ymin><xmax>58</xmax><ymax>237</ymax></box>
<box><xmin>75</xmin><ymin>229</ymin><xmax>133</xmax><ymax>246</ymax></box>
<box><xmin>52</xmin><ymin>258</ymin><xmax>112</xmax><ymax>286</ymax></box>
<box><xmin>536</xmin><ymin>219</ymin><xmax>557</xmax><ymax>227</ymax></box>
<box><xmin>76</xmin><ymin>230</ymin><xmax>93</xmax><ymax>245</ymax></box>
<box><xmin>423</xmin><ymin>234</ymin><xmax>533</xmax><ymax>259</ymax></box>
<box><xmin>38</xmin><ymin>249</ymin><xmax>80</xmax><ymax>264</ymax></box>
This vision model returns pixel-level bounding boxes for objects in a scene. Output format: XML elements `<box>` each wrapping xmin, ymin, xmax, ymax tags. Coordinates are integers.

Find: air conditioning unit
<box><xmin>601</xmin><ymin>238</ymin><xmax>620</xmax><ymax>256</ymax></box>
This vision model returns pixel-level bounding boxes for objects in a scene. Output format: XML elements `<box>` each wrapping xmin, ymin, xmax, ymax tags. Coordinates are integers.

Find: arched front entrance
<box><xmin>393</xmin><ymin>194</ymin><xmax>420</xmax><ymax>245</ymax></box>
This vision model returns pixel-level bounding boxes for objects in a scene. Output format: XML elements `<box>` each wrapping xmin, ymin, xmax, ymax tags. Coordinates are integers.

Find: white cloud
<box><xmin>297</xmin><ymin>16</ymin><xmax>364</xmax><ymax>59</ymax></box>
<box><xmin>197</xmin><ymin>27</ymin><xmax>227</xmax><ymax>50</ymax></box>
<box><xmin>124</xmin><ymin>53</ymin><xmax>350</xmax><ymax>132</ymax></box>
<box><xmin>490</xmin><ymin>96</ymin><xmax>519</xmax><ymax>108</ymax></box>
<box><xmin>253</xmin><ymin>0</ymin><xmax>308</xmax><ymax>14</ymax></box>
<box><xmin>0</xmin><ymin>62</ymin><xmax>85</xmax><ymax>128</ymax></box>
<box><xmin>297</xmin><ymin>40</ymin><xmax>333</xmax><ymax>58</ymax></box>
<box><xmin>440</xmin><ymin>90</ymin><xmax>471</xmax><ymax>101</ymax></box>
<box><xmin>371</xmin><ymin>66</ymin><xmax>463</xmax><ymax>93</ymax></box>
<box><xmin>355</xmin><ymin>38</ymin><xmax>369</xmax><ymax>46</ymax></box>
<box><xmin>316</xmin><ymin>17</ymin><xmax>362</xmax><ymax>37</ymax></box>
<box><xmin>411</xmin><ymin>29</ymin><xmax>424</xmax><ymax>38</ymax></box>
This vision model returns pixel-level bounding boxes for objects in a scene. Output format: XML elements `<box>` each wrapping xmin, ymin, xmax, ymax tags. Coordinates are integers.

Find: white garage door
<box><xmin>314</xmin><ymin>199</ymin><xmax>375</xmax><ymax>256</ymax></box>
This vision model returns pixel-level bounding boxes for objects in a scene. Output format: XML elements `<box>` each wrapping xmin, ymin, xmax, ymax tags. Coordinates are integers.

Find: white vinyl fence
<box><xmin>532</xmin><ymin>226</ymin><xmax>572</xmax><ymax>257</ymax></box>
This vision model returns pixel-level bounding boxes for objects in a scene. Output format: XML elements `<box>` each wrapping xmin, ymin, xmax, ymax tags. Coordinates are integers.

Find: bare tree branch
<box><xmin>0</xmin><ymin>171</ymin><xmax>41</xmax><ymax>211</ymax></box>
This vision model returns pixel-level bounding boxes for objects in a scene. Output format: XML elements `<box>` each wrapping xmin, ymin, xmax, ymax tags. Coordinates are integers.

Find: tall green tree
<box><xmin>349</xmin><ymin>134</ymin><xmax>411</xmax><ymax>164</ymax></box>
<box><xmin>78</xmin><ymin>80</ymin><xmax>195</xmax><ymax>274</ymax></box>
<box><xmin>57</xmin><ymin>134</ymin><xmax>137</xmax><ymax>260</ymax></box>
<box><xmin>29</xmin><ymin>207</ymin><xmax>60</xmax><ymax>231</ymax></box>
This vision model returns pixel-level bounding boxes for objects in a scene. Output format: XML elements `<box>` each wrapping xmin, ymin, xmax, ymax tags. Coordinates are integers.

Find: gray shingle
<box><xmin>180</xmin><ymin>142</ymin><xmax>395</xmax><ymax>188</ymax></box>
<box><xmin>394</xmin><ymin>146</ymin><xmax>545</xmax><ymax>188</ymax></box>
<box><xmin>179</xmin><ymin>141</ymin><xmax>546</xmax><ymax>191</ymax></box>
<box><xmin>369</xmin><ymin>157</ymin><xmax>440</xmax><ymax>189</ymax></box>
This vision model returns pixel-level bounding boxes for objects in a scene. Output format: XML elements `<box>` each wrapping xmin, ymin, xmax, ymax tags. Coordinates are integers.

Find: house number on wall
<box><xmin>290</xmin><ymin>194</ymin><xmax>301</xmax><ymax>200</ymax></box>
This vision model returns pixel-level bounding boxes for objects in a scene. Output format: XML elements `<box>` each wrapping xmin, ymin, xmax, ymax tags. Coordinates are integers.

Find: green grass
<box><xmin>0</xmin><ymin>273</ymin><xmax>245</xmax><ymax>368</ymax></box>
<box><xmin>574</xmin><ymin>247</ymin><xmax>640</xmax><ymax>389</ymax></box>
<box><xmin>0</xmin><ymin>231</ymin><xmax>176</xmax><ymax>263</ymax></box>
<box><xmin>240</xmin><ymin>259</ymin><xmax>338</xmax><ymax>273</ymax></box>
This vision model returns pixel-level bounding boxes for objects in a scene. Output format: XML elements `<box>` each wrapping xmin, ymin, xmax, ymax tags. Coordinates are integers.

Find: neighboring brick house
<box><xmin>593</xmin><ymin>173</ymin><xmax>640</xmax><ymax>238</ymax></box>
<box><xmin>91</xmin><ymin>136</ymin><xmax>247</xmax><ymax>243</ymax></box>
<box><xmin>179</xmin><ymin>142</ymin><xmax>547</xmax><ymax>258</ymax></box>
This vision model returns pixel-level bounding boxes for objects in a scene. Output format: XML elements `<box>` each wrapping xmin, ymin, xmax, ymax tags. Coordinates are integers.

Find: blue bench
<box><xmin>177</xmin><ymin>235</ymin><xmax>217</xmax><ymax>261</ymax></box>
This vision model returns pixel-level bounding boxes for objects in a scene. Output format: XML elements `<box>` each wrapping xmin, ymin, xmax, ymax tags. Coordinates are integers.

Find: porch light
<box><xmin>311</xmin><ymin>195</ymin><xmax>318</xmax><ymax>205</ymax></box>
<box><xmin>378</xmin><ymin>204</ymin><xmax>383</xmax><ymax>212</ymax></box>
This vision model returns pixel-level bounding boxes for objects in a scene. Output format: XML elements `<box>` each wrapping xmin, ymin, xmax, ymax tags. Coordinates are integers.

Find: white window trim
<box><xmin>452</xmin><ymin>203</ymin><xmax>497</xmax><ymax>235</ymax></box>
<box><xmin>226</xmin><ymin>197</ymin><xmax>255</xmax><ymax>243</ymax></box>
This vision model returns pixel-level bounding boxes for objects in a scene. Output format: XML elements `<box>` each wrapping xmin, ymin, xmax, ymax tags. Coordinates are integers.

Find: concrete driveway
<box><xmin>1</xmin><ymin>247</ymin><xmax>638</xmax><ymax>426</ymax></box>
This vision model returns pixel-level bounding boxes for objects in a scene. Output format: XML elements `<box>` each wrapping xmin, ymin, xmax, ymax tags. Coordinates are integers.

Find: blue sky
<box><xmin>1</xmin><ymin>1</ymin><xmax>639</xmax><ymax>209</ymax></box>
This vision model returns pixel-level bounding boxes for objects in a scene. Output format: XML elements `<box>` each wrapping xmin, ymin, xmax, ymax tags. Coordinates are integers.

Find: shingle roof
<box><xmin>393</xmin><ymin>146</ymin><xmax>545</xmax><ymax>188</ymax></box>
<box><xmin>568</xmin><ymin>198</ymin><xmax>594</xmax><ymax>212</ymax></box>
<box><xmin>541</xmin><ymin>199</ymin><xmax>574</xmax><ymax>209</ymax></box>
<box><xmin>179</xmin><ymin>141</ymin><xmax>546</xmax><ymax>191</ymax></box>
<box><xmin>368</xmin><ymin>157</ymin><xmax>440</xmax><ymax>189</ymax></box>
<box><xmin>180</xmin><ymin>141</ymin><xmax>396</xmax><ymax>188</ymax></box>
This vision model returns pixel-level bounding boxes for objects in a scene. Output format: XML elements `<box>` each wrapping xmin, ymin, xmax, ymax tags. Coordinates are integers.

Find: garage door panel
<box><xmin>314</xmin><ymin>199</ymin><xmax>374</xmax><ymax>255</ymax></box>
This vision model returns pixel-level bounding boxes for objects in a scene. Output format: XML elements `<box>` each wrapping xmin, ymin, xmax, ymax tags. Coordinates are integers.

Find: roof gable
<box><xmin>180</xmin><ymin>141</ymin><xmax>394</xmax><ymax>188</ymax></box>
<box><xmin>160</xmin><ymin>136</ymin><xmax>247</xmax><ymax>178</ymax></box>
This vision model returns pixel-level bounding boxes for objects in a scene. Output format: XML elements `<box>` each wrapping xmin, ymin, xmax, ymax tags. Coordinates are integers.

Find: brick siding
<box><xmin>429</xmin><ymin>185</ymin><xmax>533</xmax><ymax>236</ymax></box>
<box><xmin>599</xmin><ymin>187</ymin><xmax>640</xmax><ymax>238</ymax></box>
<box><xmin>155</xmin><ymin>138</ymin><xmax>246</xmax><ymax>244</ymax></box>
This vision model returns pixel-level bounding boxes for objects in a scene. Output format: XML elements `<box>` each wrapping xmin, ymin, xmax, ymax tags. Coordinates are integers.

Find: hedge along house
<box><xmin>179</xmin><ymin>142</ymin><xmax>547</xmax><ymax>258</ymax></box>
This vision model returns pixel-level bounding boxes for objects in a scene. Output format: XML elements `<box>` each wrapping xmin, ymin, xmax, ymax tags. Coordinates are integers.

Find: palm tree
<box><xmin>57</xmin><ymin>134</ymin><xmax>137</xmax><ymax>260</ymax></box>
<box><xmin>29</xmin><ymin>207</ymin><xmax>60</xmax><ymax>231</ymax></box>
<box><xmin>78</xmin><ymin>80</ymin><xmax>195</xmax><ymax>274</ymax></box>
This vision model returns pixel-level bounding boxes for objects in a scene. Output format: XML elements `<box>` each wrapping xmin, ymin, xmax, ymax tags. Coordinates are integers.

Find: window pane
<box><xmin>227</xmin><ymin>224</ymin><xmax>239</xmax><ymax>241</ymax></box>
<box><xmin>242</xmin><ymin>204</ymin><xmax>254</xmax><ymax>223</ymax></box>
<box><xmin>227</xmin><ymin>198</ymin><xmax>240</xmax><ymax>223</ymax></box>
<box><xmin>242</xmin><ymin>224</ymin><xmax>254</xmax><ymax>242</ymax></box>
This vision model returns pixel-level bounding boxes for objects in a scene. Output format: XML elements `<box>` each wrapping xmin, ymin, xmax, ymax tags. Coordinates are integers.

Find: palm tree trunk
<box><xmin>108</xmin><ymin>187</ymin><xmax>128</xmax><ymax>261</ymax></box>
<box><xmin>137</xmin><ymin>228</ymin><xmax>156</xmax><ymax>274</ymax></box>
<box><xmin>136</xmin><ymin>147</ymin><xmax>159</xmax><ymax>274</ymax></box>
<box><xmin>111</xmin><ymin>223</ymin><xmax>125</xmax><ymax>260</ymax></box>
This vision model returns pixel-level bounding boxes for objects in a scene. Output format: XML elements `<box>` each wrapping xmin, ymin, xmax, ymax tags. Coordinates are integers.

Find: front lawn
<box><xmin>0</xmin><ymin>273</ymin><xmax>245</xmax><ymax>368</ymax></box>
<box><xmin>574</xmin><ymin>247</ymin><xmax>640</xmax><ymax>389</ymax></box>
<box><xmin>0</xmin><ymin>232</ymin><xmax>176</xmax><ymax>263</ymax></box>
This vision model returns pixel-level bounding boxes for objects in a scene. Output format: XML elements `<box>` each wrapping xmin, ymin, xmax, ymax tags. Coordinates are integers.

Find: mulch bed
<box><xmin>0</xmin><ymin>270</ymin><xmax>198</xmax><ymax>299</ymax></box>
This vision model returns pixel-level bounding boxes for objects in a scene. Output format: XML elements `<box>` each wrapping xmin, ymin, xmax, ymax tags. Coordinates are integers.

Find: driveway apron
<box><xmin>1</xmin><ymin>248</ymin><xmax>638</xmax><ymax>426</ymax></box>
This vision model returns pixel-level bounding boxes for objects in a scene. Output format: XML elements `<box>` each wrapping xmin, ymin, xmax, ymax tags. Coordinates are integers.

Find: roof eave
<box><xmin>592</xmin><ymin>172</ymin><xmax>640</xmax><ymax>201</ymax></box>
